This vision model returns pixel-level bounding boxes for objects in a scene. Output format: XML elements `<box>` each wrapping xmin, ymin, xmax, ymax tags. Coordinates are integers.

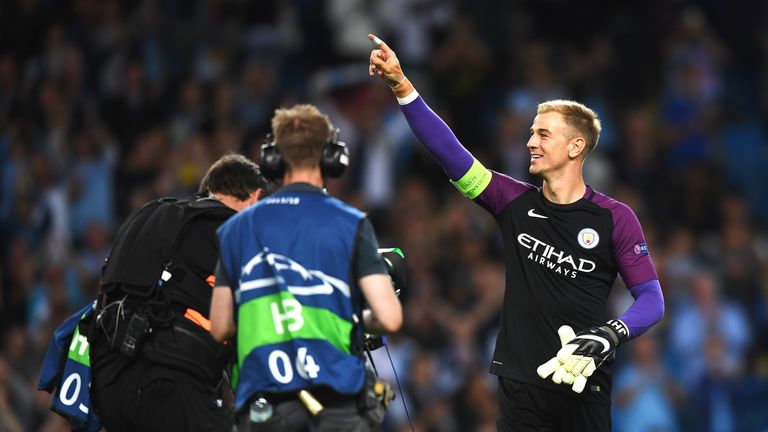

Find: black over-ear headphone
<box><xmin>259</xmin><ymin>128</ymin><xmax>349</xmax><ymax>181</ymax></box>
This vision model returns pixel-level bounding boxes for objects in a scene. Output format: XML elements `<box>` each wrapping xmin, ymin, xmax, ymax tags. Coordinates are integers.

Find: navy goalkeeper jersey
<box><xmin>476</xmin><ymin>172</ymin><xmax>657</xmax><ymax>404</ymax></box>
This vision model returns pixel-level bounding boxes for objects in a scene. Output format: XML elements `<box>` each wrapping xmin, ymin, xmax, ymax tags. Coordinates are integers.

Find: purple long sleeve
<box><xmin>399</xmin><ymin>96</ymin><xmax>474</xmax><ymax>180</ymax></box>
<box><xmin>619</xmin><ymin>278</ymin><xmax>665</xmax><ymax>338</ymax></box>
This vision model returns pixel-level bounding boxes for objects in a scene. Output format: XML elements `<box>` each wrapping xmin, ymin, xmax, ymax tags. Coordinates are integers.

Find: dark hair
<box><xmin>198</xmin><ymin>154</ymin><xmax>269</xmax><ymax>200</ymax></box>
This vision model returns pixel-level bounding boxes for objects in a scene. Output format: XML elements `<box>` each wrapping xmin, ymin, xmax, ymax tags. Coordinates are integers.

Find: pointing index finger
<box><xmin>368</xmin><ymin>33</ymin><xmax>393</xmax><ymax>54</ymax></box>
<box><xmin>367</xmin><ymin>33</ymin><xmax>383</xmax><ymax>45</ymax></box>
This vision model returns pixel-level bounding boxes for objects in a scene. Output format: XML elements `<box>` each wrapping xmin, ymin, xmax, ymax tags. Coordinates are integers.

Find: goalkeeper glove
<box><xmin>536</xmin><ymin>319</ymin><xmax>629</xmax><ymax>393</ymax></box>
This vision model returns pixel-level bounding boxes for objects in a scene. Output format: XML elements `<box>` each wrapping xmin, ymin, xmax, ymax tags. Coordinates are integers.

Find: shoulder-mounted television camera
<box><xmin>364</xmin><ymin>248</ymin><xmax>407</xmax><ymax>352</ymax></box>
<box><xmin>378</xmin><ymin>248</ymin><xmax>406</xmax><ymax>298</ymax></box>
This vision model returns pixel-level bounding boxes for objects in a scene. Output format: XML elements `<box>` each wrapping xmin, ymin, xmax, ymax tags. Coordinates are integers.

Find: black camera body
<box><xmin>364</xmin><ymin>248</ymin><xmax>407</xmax><ymax>352</ymax></box>
<box><xmin>378</xmin><ymin>248</ymin><xmax>406</xmax><ymax>297</ymax></box>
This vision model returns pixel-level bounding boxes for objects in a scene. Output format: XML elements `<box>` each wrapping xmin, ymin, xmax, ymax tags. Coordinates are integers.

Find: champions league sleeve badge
<box><xmin>632</xmin><ymin>242</ymin><xmax>649</xmax><ymax>255</ymax></box>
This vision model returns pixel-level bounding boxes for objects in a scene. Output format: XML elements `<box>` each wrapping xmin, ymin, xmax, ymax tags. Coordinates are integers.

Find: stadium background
<box><xmin>1</xmin><ymin>0</ymin><xmax>767</xmax><ymax>430</ymax></box>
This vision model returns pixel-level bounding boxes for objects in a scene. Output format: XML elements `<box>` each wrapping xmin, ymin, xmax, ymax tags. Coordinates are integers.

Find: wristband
<box><xmin>396</xmin><ymin>88</ymin><xmax>418</xmax><ymax>105</ymax></box>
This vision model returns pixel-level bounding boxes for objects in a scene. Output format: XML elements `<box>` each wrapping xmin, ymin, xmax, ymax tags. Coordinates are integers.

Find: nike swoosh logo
<box><xmin>528</xmin><ymin>209</ymin><xmax>548</xmax><ymax>219</ymax></box>
<box><xmin>574</xmin><ymin>335</ymin><xmax>611</xmax><ymax>353</ymax></box>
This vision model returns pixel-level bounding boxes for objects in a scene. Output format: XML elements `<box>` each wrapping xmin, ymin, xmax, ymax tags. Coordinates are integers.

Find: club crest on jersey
<box><xmin>633</xmin><ymin>242</ymin><xmax>649</xmax><ymax>255</ymax></box>
<box><xmin>577</xmin><ymin>228</ymin><xmax>599</xmax><ymax>249</ymax></box>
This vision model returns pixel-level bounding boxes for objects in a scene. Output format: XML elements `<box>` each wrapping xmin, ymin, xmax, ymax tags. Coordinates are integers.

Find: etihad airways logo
<box><xmin>517</xmin><ymin>233</ymin><xmax>596</xmax><ymax>279</ymax></box>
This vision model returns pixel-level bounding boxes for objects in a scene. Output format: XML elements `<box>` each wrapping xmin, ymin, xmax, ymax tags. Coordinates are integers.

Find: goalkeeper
<box><xmin>368</xmin><ymin>34</ymin><xmax>664</xmax><ymax>431</ymax></box>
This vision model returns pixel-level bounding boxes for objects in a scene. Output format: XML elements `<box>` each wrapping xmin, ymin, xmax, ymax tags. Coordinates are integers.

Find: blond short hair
<box><xmin>271</xmin><ymin>104</ymin><xmax>334</xmax><ymax>170</ymax></box>
<box><xmin>537</xmin><ymin>100</ymin><xmax>602</xmax><ymax>156</ymax></box>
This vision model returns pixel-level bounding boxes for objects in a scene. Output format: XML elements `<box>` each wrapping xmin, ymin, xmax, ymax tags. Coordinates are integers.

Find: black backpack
<box><xmin>93</xmin><ymin>196</ymin><xmax>235</xmax><ymax>381</ymax></box>
<box><xmin>99</xmin><ymin>195</ymin><xmax>234</xmax><ymax>310</ymax></box>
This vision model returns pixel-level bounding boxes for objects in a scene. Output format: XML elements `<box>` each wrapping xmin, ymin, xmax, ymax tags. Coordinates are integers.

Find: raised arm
<box><xmin>368</xmin><ymin>34</ymin><xmax>531</xmax><ymax>209</ymax></box>
<box><xmin>368</xmin><ymin>35</ymin><xmax>482</xmax><ymax>187</ymax></box>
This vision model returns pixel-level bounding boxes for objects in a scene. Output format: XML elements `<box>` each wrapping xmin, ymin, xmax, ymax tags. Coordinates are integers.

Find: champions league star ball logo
<box><xmin>577</xmin><ymin>228</ymin><xmax>599</xmax><ymax>249</ymax></box>
<box><xmin>633</xmin><ymin>242</ymin><xmax>649</xmax><ymax>255</ymax></box>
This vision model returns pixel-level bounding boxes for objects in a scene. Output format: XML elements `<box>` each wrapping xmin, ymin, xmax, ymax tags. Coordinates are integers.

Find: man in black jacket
<box><xmin>89</xmin><ymin>154</ymin><xmax>269</xmax><ymax>432</ymax></box>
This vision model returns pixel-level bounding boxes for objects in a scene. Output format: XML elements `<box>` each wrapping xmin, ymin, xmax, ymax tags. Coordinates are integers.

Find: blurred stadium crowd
<box><xmin>1</xmin><ymin>0</ymin><xmax>767</xmax><ymax>431</ymax></box>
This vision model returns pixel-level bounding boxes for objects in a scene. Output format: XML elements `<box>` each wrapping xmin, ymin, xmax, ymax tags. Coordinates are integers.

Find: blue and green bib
<box><xmin>218</xmin><ymin>187</ymin><xmax>366</xmax><ymax>410</ymax></box>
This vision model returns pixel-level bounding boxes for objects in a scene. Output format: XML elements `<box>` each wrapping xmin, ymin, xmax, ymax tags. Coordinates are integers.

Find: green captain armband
<box><xmin>450</xmin><ymin>159</ymin><xmax>492</xmax><ymax>199</ymax></box>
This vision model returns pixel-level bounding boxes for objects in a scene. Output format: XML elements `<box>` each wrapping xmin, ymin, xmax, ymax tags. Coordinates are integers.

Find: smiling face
<box><xmin>527</xmin><ymin>111</ymin><xmax>579</xmax><ymax>177</ymax></box>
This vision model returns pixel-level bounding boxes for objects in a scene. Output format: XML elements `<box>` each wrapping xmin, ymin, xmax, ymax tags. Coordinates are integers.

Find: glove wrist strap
<box><xmin>606</xmin><ymin>319</ymin><xmax>629</xmax><ymax>344</ymax></box>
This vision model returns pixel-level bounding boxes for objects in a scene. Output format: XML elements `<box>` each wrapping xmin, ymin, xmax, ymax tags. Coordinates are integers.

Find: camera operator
<box><xmin>210</xmin><ymin>104</ymin><xmax>402</xmax><ymax>432</ymax></box>
<box><xmin>89</xmin><ymin>154</ymin><xmax>269</xmax><ymax>432</ymax></box>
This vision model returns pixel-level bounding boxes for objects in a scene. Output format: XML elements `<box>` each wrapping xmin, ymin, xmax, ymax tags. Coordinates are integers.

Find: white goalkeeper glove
<box><xmin>536</xmin><ymin>319</ymin><xmax>629</xmax><ymax>393</ymax></box>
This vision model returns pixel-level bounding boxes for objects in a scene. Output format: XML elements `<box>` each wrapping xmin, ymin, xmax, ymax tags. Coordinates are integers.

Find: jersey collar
<box><xmin>276</xmin><ymin>182</ymin><xmax>329</xmax><ymax>195</ymax></box>
<box><xmin>539</xmin><ymin>185</ymin><xmax>595</xmax><ymax>209</ymax></box>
